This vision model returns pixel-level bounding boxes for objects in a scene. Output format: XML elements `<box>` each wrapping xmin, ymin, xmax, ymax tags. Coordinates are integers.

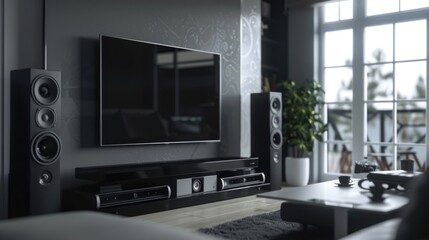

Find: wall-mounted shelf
<box><xmin>261</xmin><ymin>0</ymin><xmax>288</xmax><ymax>92</ymax></box>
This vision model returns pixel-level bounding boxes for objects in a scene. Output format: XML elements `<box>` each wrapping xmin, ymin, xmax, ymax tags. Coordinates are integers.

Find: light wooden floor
<box><xmin>132</xmin><ymin>194</ymin><xmax>283</xmax><ymax>232</ymax></box>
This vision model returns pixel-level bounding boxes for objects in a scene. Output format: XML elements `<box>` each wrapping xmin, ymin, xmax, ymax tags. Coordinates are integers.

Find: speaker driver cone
<box><xmin>39</xmin><ymin>171</ymin><xmax>53</xmax><ymax>186</ymax></box>
<box><xmin>271</xmin><ymin>130</ymin><xmax>283</xmax><ymax>150</ymax></box>
<box><xmin>36</xmin><ymin>108</ymin><xmax>56</xmax><ymax>129</ymax></box>
<box><xmin>31</xmin><ymin>132</ymin><xmax>61</xmax><ymax>165</ymax></box>
<box><xmin>32</xmin><ymin>75</ymin><xmax>60</xmax><ymax>106</ymax></box>
<box><xmin>272</xmin><ymin>115</ymin><xmax>280</xmax><ymax>129</ymax></box>
<box><xmin>192</xmin><ymin>178</ymin><xmax>203</xmax><ymax>193</ymax></box>
<box><xmin>270</xmin><ymin>97</ymin><xmax>281</xmax><ymax>114</ymax></box>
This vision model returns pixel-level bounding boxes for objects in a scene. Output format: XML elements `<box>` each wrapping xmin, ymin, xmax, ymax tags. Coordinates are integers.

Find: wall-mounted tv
<box><xmin>100</xmin><ymin>35</ymin><xmax>221</xmax><ymax>146</ymax></box>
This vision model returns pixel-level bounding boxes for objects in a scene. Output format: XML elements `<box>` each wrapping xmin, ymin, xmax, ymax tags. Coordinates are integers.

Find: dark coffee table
<box><xmin>258</xmin><ymin>180</ymin><xmax>409</xmax><ymax>239</ymax></box>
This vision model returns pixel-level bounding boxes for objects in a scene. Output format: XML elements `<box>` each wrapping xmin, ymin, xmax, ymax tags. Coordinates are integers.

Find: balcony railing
<box><xmin>328</xmin><ymin>108</ymin><xmax>427</xmax><ymax>173</ymax></box>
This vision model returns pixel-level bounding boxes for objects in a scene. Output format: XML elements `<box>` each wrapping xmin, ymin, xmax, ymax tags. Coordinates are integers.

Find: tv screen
<box><xmin>100</xmin><ymin>35</ymin><xmax>221</xmax><ymax>146</ymax></box>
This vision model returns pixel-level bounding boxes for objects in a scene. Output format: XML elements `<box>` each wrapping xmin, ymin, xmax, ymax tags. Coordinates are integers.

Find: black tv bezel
<box><xmin>99</xmin><ymin>35</ymin><xmax>222</xmax><ymax>147</ymax></box>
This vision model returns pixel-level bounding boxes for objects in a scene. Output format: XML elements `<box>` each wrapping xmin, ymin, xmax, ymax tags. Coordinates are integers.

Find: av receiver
<box><xmin>219</xmin><ymin>172</ymin><xmax>266</xmax><ymax>190</ymax></box>
<box><xmin>94</xmin><ymin>185</ymin><xmax>171</xmax><ymax>209</ymax></box>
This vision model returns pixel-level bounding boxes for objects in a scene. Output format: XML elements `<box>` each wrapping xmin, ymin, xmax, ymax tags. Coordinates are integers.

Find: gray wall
<box><xmin>45</xmin><ymin>0</ymin><xmax>242</xmax><ymax>191</ymax></box>
<box><xmin>0</xmin><ymin>0</ymin><xmax>261</xmax><ymax>218</ymax></box>
<box><xmin>1</xmin><ymin>0</ymin><xmax>46</xmax><ymax>219</ymax></box>
<box><xmin>288</xmin><ymin>7</ymin><xmax>315</xmax><ymax>83</ymax></box>
<box><xmin>287</xmin><ymin>6</ymin><xmax>319</xmax><ymax>182</ymax></box>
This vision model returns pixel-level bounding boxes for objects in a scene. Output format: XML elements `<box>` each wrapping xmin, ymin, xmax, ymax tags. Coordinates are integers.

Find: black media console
<box><xmin>64</xmin><ymin>157</ymin><xmax>271</xmax><ymax>216</ymax></box>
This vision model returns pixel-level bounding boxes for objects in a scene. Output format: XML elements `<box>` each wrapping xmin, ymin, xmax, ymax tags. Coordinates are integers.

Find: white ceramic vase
<box><xmin>285</xmin><ymin>157</ymin><xmax>310</xmax><ymax>186</ymax></box>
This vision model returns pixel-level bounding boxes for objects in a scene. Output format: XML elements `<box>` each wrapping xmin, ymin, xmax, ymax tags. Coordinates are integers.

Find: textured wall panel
<box><xmin>45</xmin><ymin>0</ymin><xmax>242</xmax><ymax>189</ymax></box>
<box><xmin>240</xmin><ymin>0</ymin><xmax>261</xmax><ymax>157</ymax></box>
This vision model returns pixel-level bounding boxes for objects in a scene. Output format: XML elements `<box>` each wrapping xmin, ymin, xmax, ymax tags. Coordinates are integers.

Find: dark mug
<box><xmin>401</xmin><ymin>159</ymin><xmax>414</xmax><ymax>172</ymax></box>
<box><xmin>369</xmin><ymin>186</ymin><xmax>384</xmax><ymax>199</ymax></box>
<box><xmin>338</xmin><ymin>176</ymin><xmax>353</xmax><ymax>185</ymax></box>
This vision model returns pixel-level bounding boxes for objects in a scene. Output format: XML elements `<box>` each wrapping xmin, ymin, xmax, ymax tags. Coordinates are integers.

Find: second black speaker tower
<box><xmin>9</xmin><ymin>68</ymin><xmax>62</xmax><ymax>217</ymax></box>
<box><xmin>251</xmin><ymin>92</ymin><xmax>283</xmax><ymax>190</ymax></box>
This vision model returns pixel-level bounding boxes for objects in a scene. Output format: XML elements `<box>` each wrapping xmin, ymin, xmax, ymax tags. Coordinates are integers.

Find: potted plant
<box><xmin>278</xmin><ymin>80</ymin><xmax>328</xmax><ymax>186</ymax></box>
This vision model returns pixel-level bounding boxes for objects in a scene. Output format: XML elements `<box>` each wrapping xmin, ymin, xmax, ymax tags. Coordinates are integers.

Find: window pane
<box><xmin>325</xmin><ymin>29</ymin><xmax>353</xmax><ymax>67</ymax></box>
<box><xmin>366</xmin><ymin>144</ymin><xmax>394</xmax><ymax>170</ymax></box>
<box><xmin>365</xmin><ymin>24</ymin><xmax>393</xmax><ymax>63</ymax></box>
<box><xmin>328</xmin><ymin>104</ymin><xmax>353</xmax><ymax>141</ymax></box>
<box><xmin>367</xmin><ymin>0</ymin><xmax>399</xmax><ymax>16</ymax></box>
<box><xmin>396</xmin><ymin>61</ymin><xmax>427</xmax><ymax>100</ymax></box>
<box><xmin>325</xmin><ymin>67</ymin><xmax>353</xmax><ymax>102</ymax></box>
<box><xmin>397</xmin><ymin>145</ymin><xmax>427</xmax><ymax>172</ymax></box>
<box><xmin>320</xmin><ymin>0</ymin><xmax>429</xmax><ymax>177</ymax></box>
<box><xmin>324</xmin><ymin>2</ymin><xmax>339</xmax><ymax>22</ymax></box>
<box><xmin>395</xmin><ymin>20</ymin><xmax>426</xmax><ymax>61</ymax></box>
<box><xmin>397</xmin><ymin>101</ymin><xmax>426</xmax><ymax>143</ymax></box>
<box><xmin>327</xmin><ymin>143</ymin><xmax>352</xmax><ymax>173</ymax></box>
<box><xmin>401</xmin><ymin>0</ymin><xmax>429</xmax><ymax>11</ymax></box>
<box><xmin>365</xmin><ymin>64</ymin><xmax>394</xmax><ymax>101</ymax></box>
<box><xmin>366</xmin><ymin>102</ymin><xmax>394</xmax><ymax>143</ymax></box>
<box><xmin>340</xmin><ymin>0</ymin><xmax>353</xmax><ymax>20</ymax></box>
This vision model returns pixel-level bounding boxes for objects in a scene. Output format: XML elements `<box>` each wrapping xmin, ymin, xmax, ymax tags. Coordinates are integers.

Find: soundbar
<box><xmin>219</xmin><ymin>172</ymin><xmax>266</xmax><ymax>190</ymax></box>
<box><xmin>95</xmin><ymin>185</ymin><xmax>171</xmax><ymax>209</ymax></box>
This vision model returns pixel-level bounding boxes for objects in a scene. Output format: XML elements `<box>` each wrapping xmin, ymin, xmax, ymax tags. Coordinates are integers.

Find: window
<box><xmin>318</xmin><ymin>0</ymin><xmax>428</xmax><ymax>176</ymax></box>
<box><xmin>324</xmin><ymin>0</ymin><xmax>353</xmax><ymax>22</ymax></box>
<box><xmin>367</xmin><ymin>0</ymin><xmax>429</xmax><ymax>16</ymax></box>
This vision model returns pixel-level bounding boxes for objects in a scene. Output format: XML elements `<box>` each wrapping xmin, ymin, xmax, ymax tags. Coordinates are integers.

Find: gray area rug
<box><xmin>198</xmin><ymin>211</ymin><xmax>332</xmax><ymax>240</ymax></box>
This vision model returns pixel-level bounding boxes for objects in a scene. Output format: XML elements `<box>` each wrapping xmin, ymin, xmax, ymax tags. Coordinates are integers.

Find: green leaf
<box><xmin>278</xmin><ymin>80</ymin><xmax>327</xmax><ymax>158</ymax></box>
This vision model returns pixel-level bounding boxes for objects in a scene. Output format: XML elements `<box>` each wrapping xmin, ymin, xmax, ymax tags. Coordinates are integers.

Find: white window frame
<box><xmin>316</xmin><ymin>0</ymin><xmax>429</xmax><ymax>181</ymax></box>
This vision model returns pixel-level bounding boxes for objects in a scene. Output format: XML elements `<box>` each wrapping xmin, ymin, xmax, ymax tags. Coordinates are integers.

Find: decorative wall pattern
<box><xmin>241</xmin><ymin>0</ymin><xmax>261</xmax><ymax>156</ymax></box>
<box><xmin>45</xmin><ymin>0</ymin><xmax>243</xmax><ymax>189</ymax></box>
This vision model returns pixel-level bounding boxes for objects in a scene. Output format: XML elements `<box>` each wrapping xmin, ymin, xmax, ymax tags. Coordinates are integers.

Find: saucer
<box><xmin>335</xmin><ymin>182</ymin><xmax>354</xmax><ymax>187</ymax></box>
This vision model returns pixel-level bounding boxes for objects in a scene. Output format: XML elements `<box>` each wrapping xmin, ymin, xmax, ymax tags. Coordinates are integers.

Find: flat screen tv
<box><xmin>100</xmin><ymin>35</ymin><xmax>221</xmax><ymax>146</ymax></box>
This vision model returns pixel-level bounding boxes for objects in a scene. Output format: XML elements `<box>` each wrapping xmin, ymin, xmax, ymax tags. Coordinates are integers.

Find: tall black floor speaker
<box><xmin>9</xmin><ymin>68</ymin><xmax>62</xmax><ymax>217</ymax></box>
<box><xmin>251</xmin><ymin>92</ymin><xmax>283</xmax><ymax>190</ymax></box>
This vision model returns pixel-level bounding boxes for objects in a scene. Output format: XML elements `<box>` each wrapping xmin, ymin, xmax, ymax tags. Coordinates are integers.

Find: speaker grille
<box><xmin>31</xmin><ymin>131</ymin><xmax>62</xmax><ymax>165</ymax></box>
<box><xmin>32</xmin><ymin>75</ymin><xmax>60</xmax><ymax>106</ymax></box>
